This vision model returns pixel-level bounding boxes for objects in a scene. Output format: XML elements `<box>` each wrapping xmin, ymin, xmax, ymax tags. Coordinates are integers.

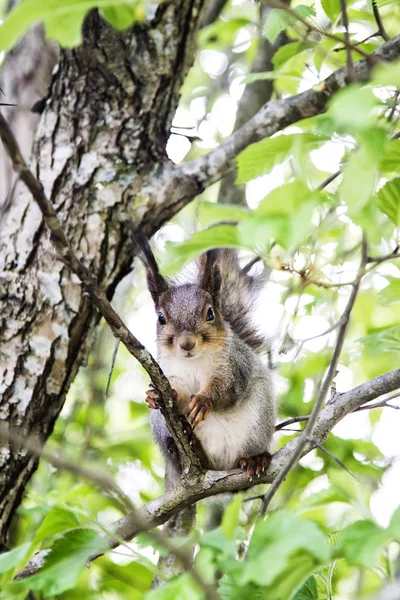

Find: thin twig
<box><xmin>0</xmin><ymin>112</ymin><xmax>200</xmax><ymax>474</ymax></box>
<box><xmin>105</xmin><ymin>340</ymin><xmax>120</xmax><ymax>397</ymax></box>
<box><xmin>266</xmin><ymin>0</ymin><xmax>374</xmax><ymax>63</ymax></box>
<box><xmin>367</xmin><ymin>247</ymin><xmax>400</xmax><ymax>265</ymax></box>
<box><xmin>388</xmin><ymin>90</ymin><xmax>400</xmax><ymax>122</ymax></box>
<box><xmin>275</xmin><ymin>416</ymin><xmax>310</xmax><ymax>430</ymax></box>
<box><xmin>339</xmin><ymin>0</ymin><xmax>355</xmax><ymax>82</ymax></box>
<box><xmin>294</xmin><ymin>317</ymin><xmax>346</xmax><ymax>343</ymax></box>
<box><xmin>372</xmin><ymin>0</ymin><xmax>390</xmax><ymax>42</ymax></box>
<box><xmin>334</xmin><ymin>31</ymin><xmax>381</xmax><ymax>52</ymax></box>
<box><xmin>275</xmin><ymin>391</ymin><xmax>400</xmax><ymax>431</ymax></box>
<box><xmin>318</xmin><ymin>169</ymin><xmax>341</xmax><ymax>190</ymax></box>
<box><xmin>354</xmin><ymin>391</ymin><xmax>400</xmax><ymax>412</ymax></box>
<box><xmin>259</xmin><ymin>236</ymin><xmax>368</xmax><ymax>515</ymax></box>
<box><xmin>307</xmin><ymin>437</ymin><xmax>358</xmax><ymax>480</ymax></box>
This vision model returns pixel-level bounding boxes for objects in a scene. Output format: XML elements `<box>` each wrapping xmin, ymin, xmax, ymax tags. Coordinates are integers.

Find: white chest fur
<box><xmin>158</xmin><ymin>348</ymin><xmax>255</xmax><ymax>470</ymax></box>
<box><xmin>159</xmin><ymin>350</ymin><xmax>216</xmax><ymax>397</ymax></box>
<box><xmin>195</xmin><ymin>400</ymin><xmax>257</xmax><ymax>469</ymax></box>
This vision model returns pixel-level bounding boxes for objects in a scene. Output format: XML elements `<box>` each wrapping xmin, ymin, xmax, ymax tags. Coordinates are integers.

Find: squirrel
<box><xmin>126</xmin><ymin>222</ymin><xmax>276</xmax><ymax>488</ymax></box>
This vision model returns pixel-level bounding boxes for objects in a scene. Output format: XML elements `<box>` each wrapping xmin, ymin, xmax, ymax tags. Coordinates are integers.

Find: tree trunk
<box><xmin>0</xmin><ymin>0</ymin><xmax>205</xmax><ymax>549</ymax></box>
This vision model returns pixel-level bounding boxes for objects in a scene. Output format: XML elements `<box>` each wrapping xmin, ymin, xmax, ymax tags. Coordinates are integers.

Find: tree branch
<box><xmin>164</xmin><ymin>35</ymin><xmax>400</xmax><ymax>214</ymax></box>
<box><xmin>16</xmin><ymin>366</ymin><xmax>400</xmax><ymax>579</ymax></box>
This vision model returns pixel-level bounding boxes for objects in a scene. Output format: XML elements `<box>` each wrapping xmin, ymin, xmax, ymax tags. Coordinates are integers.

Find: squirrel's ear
<box><xmin>200</xmin><ymin>250</ymin><xmax>222</xmax><ymax>304</ymax></box>
<box><xmin>124</xmin><ymin>220</ymin><xmax>169</xmax><ymax>305</ymax></box>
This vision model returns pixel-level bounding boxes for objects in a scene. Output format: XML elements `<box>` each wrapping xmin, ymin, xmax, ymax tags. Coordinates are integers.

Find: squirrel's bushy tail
<box><xmin>203</xmin><ymin>249</ymin><xmax>268</xmax><ymax>352</ymax></box>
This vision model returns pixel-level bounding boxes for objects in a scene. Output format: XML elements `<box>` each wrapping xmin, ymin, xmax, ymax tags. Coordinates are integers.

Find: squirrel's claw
<box><xmin>239</xmin><ymin>452</ymin><xmax>272</xmax><ymax>479</ymax></box>
<box><xmin>145</xmin><ymin>389</ymin><xmax>161</xmax><ymax>409</ymax></box>
<box><xmin>187</xmin><ymin>395</ymin><xmax>210</xmax><ymax>428</ymax></box>
<box><xmin>145</xmin><ymin>387</ymin><xmax>178</xmax><ymax>410</ymax></box>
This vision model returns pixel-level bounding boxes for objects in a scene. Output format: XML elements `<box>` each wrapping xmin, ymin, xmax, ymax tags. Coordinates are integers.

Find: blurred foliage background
<box><xmin>1</xmin><ymin>0</ymin><xmax>400</xmax><ymax>598</ymax></box>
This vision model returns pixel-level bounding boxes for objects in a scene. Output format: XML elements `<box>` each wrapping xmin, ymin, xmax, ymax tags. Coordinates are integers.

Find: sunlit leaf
<box><xmin>377</xmin><ymin>178</ymin><xmax>400</xmax><ymax>227</ymax></box>
<box><xmin>339</xmin><ymin>520</ymin><xmax>389</xmax><ymax>567</ymax></box>
<box><xmin>328</xmin><ymin>86</ymin><xmax>378</xmax><ymax>133</ymax></box>
<box><xmin>10</xmin><ymin>529</ymin><xmax>108</xmax><ymax>595</ymax></box>
<box><xmin>361</xmin><ymin>325</ymin><xmax>400</xmax><ymax>353</ymax></box>
<box><xmin>263</xmin><ymin>6</ymin><xmax>316</xmax><ymax>43</ymax></box>
<box><xmin>272</xmin><ymin>41</ymin><xmax>309</xmax><ymax>69</ymax></box>
<box><xmin>380</xmin><ymin>140</ymin><xmax>400</xmax><ymax>173</ymax></box>
<box><xmin>0</xmin><ymin>543</ymin><xmax>31</xmax><ymax>575</ymax></box>
<box><xmin>160</xmin><ymin>225</ymin><xmax>242</xmax><ymax>276</ymax></box>
<box><xmin>236</xmin><ymin>134</ymin><xmax>327</xmax><ymax>184</ymax></box>
<box><xmin>0</xmin><ymin>0</ymin><xmax>143</xmax><ymax>50</ymax></box>
<box><xmin>33</xmin><ymin>507</ymin><xmax>80</xmax><ymax>545</ymax></box>
<box><xmin>293</xmin><ymin>575</ymin><xmax>319</xmax><ymax>599</ymax></box>
<box><xmin>146</xmin><ymin>573</ymin><xmax>203</xmax><ymax>600</ymax></box>
<box><xmin>222</xmin><ymin>494</ymin><xmax>242</xmax><ymax>540</ymax></box>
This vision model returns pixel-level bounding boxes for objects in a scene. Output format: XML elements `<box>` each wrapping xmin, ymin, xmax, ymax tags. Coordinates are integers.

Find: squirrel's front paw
<box><xmin>238</xmin><ymin>452</ymin><xmax>272</xmax><ymax>480</ymax></box>
<box><xmin>187</xmin><ymin>394</ymin><xmax>210</xmax><ymax>428</ymax></box>
<box><xmin>145</xmin><ymin>385</ymin><xmax>177</xmax><ymax>410</ymax></box>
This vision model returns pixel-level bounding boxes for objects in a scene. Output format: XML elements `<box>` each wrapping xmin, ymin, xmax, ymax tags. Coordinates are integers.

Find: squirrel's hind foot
<box><xmin>238</xmin><ymin>452</ymin><xmax>272</xmax><ymax>480</ymax></box>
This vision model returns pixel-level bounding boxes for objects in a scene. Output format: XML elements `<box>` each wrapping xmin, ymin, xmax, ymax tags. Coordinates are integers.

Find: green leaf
<box><xmin>0</xmin><ymin>0</ymin><xmax>142</xmax><ymax>50</ymax></box>
<box><xmin>340</xmin><ymin>146</ymin><xmax>378</xmax><ymax>214</ymax></box>
<box><xmin>388</xmin><ymin>505</ymin><xmax>400</xmax><ymax>540</ymax></box>
<box><xmin>0</xmin><ymin>543</ymin><xmax>31</xmax><ymax>575</ymax></box>
<box><xmin>339</xmin><ymin>520</ymin><xmax>389</xmax><ymax>567</ymax></box>
<box><xmin>293</xmin><ymin>575</ymin><xmax>319</xmax><ymax>599</ymax></box>
<box><xmin>146</xmin><ymin>573</ymin><xmax>204</xmax><ymax>600</ymax></box>
<box><xmin>198</xmin><ymin>201</ymin><xmax>250</xmax><ymax>227</ymax></box>
<box><xmin>11</xmin><ymin>529</ymin><xmax>108</xmax><ymax>596</ymax></box>
<box><xmin>236</xmin><ymin>134</ymin><xmax>327</xmax><ymax>184</ymax></box>
<box><xmin>239</xmin><ymin>181</ymin><xmax>320</xmax><ymax>250</ymax></box>
<box><xmin>380</xmin><ymin>140</ymin><xmax>400</xmax><ymax>173</ymax></box>
<box><xmin>321</xmin><ymin>0</ymin><xmax>340</xmax><ymax>21</ymax></box>
<box><xmin>100</xmin><ymin>3</ymin><xmax>141</xmax><ymax>29</ymax></box>
<box><xmin>222</xmin><ymin>494</ymin><xmax>242</xmax><ymax>540</ymax></box>
<box><xmin>201</xmin><ymin>526</ymin><xmax>237</xmax><ymax>556</ymax></box>
<box><xmin>377</xmin><ymin>178</ymin><xmax>400</xmax><ymax>227</ymax></box>
<box><xmin>242</xmin><ymin>510</ymin><xmax>331</xmax><ymax>587</ymax></box>
<box><xmin>244</xmin><ymin>71</ymin><xmax>299</xmax><ymax>84</ymax></box>
<box><xmin>257</xmin><ymin>181</ymin><xmax>316</xmax><ymax>216</ymax></box>
<box><xmin>263</xmin><ymin>6</ymin><xmax>316</xmax><ymax>43</ymax></box>
<box><xmin>160</xmin><ymin>225</ymin><xmax>242</xmax><ymax>276</ymax></box>
<box><xmin>272</xmin><ymin>42</ymin><xmax>309</xmax><ymax>69</ymax></box>
<box><xmin>361</xmin><ymin>325</ymin><xmax>400</xmax><ymax>353</ymax></box>
<box><xmin>33</xmin><ymin>507</ymin><xmax>80</xmax><ymax>545</ymax></box>
<box><xmin>372</xmin><ymin>60</ymin><xmax>400</xmax><ymax>88</ymax></box>
<box><xmin>328</xmin><ymin>86</ymin><xmax>378</xmax><ymax>133</ymax></box>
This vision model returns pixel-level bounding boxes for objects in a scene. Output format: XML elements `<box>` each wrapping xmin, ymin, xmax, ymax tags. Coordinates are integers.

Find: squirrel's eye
<box><xmin>158</xmin><ymin>312</ymin><xmax>167</xmax><ymax>325</ymax></box>
<box><xmin>206</xmin><ymin>307</ymin><xmax>215</xmax><ymax>322</ymax></box>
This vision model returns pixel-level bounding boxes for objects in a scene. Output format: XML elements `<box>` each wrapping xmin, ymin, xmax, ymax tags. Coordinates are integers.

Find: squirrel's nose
<box><xmin>179</xmin><ymin>338</ymin><xmax>196</xmax><ymax>351</ymax></box>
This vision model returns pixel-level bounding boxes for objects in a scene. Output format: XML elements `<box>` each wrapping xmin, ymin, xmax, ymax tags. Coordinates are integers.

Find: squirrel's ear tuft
<box><xmin>123</xmin><ymin>220</ymin><xmax>168</xmax><ymax>304</ymax></box>
<box><xmin>200</xmin><ymin>250</ymin><xmax>222</xmax><ymax>304</ymax></box>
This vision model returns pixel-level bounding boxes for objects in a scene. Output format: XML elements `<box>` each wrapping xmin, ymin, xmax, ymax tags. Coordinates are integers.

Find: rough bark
<box><xmin>0</xmin><ymin>0</ymin><xmax>206</xmax><ymax>548</ymax></box>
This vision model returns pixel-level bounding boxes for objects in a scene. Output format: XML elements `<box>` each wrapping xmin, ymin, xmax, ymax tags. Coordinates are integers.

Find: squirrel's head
<box><xmin>147</xmin><ymin>251</ymin><xmax>226</xmax><ymax>359</ymax></box>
